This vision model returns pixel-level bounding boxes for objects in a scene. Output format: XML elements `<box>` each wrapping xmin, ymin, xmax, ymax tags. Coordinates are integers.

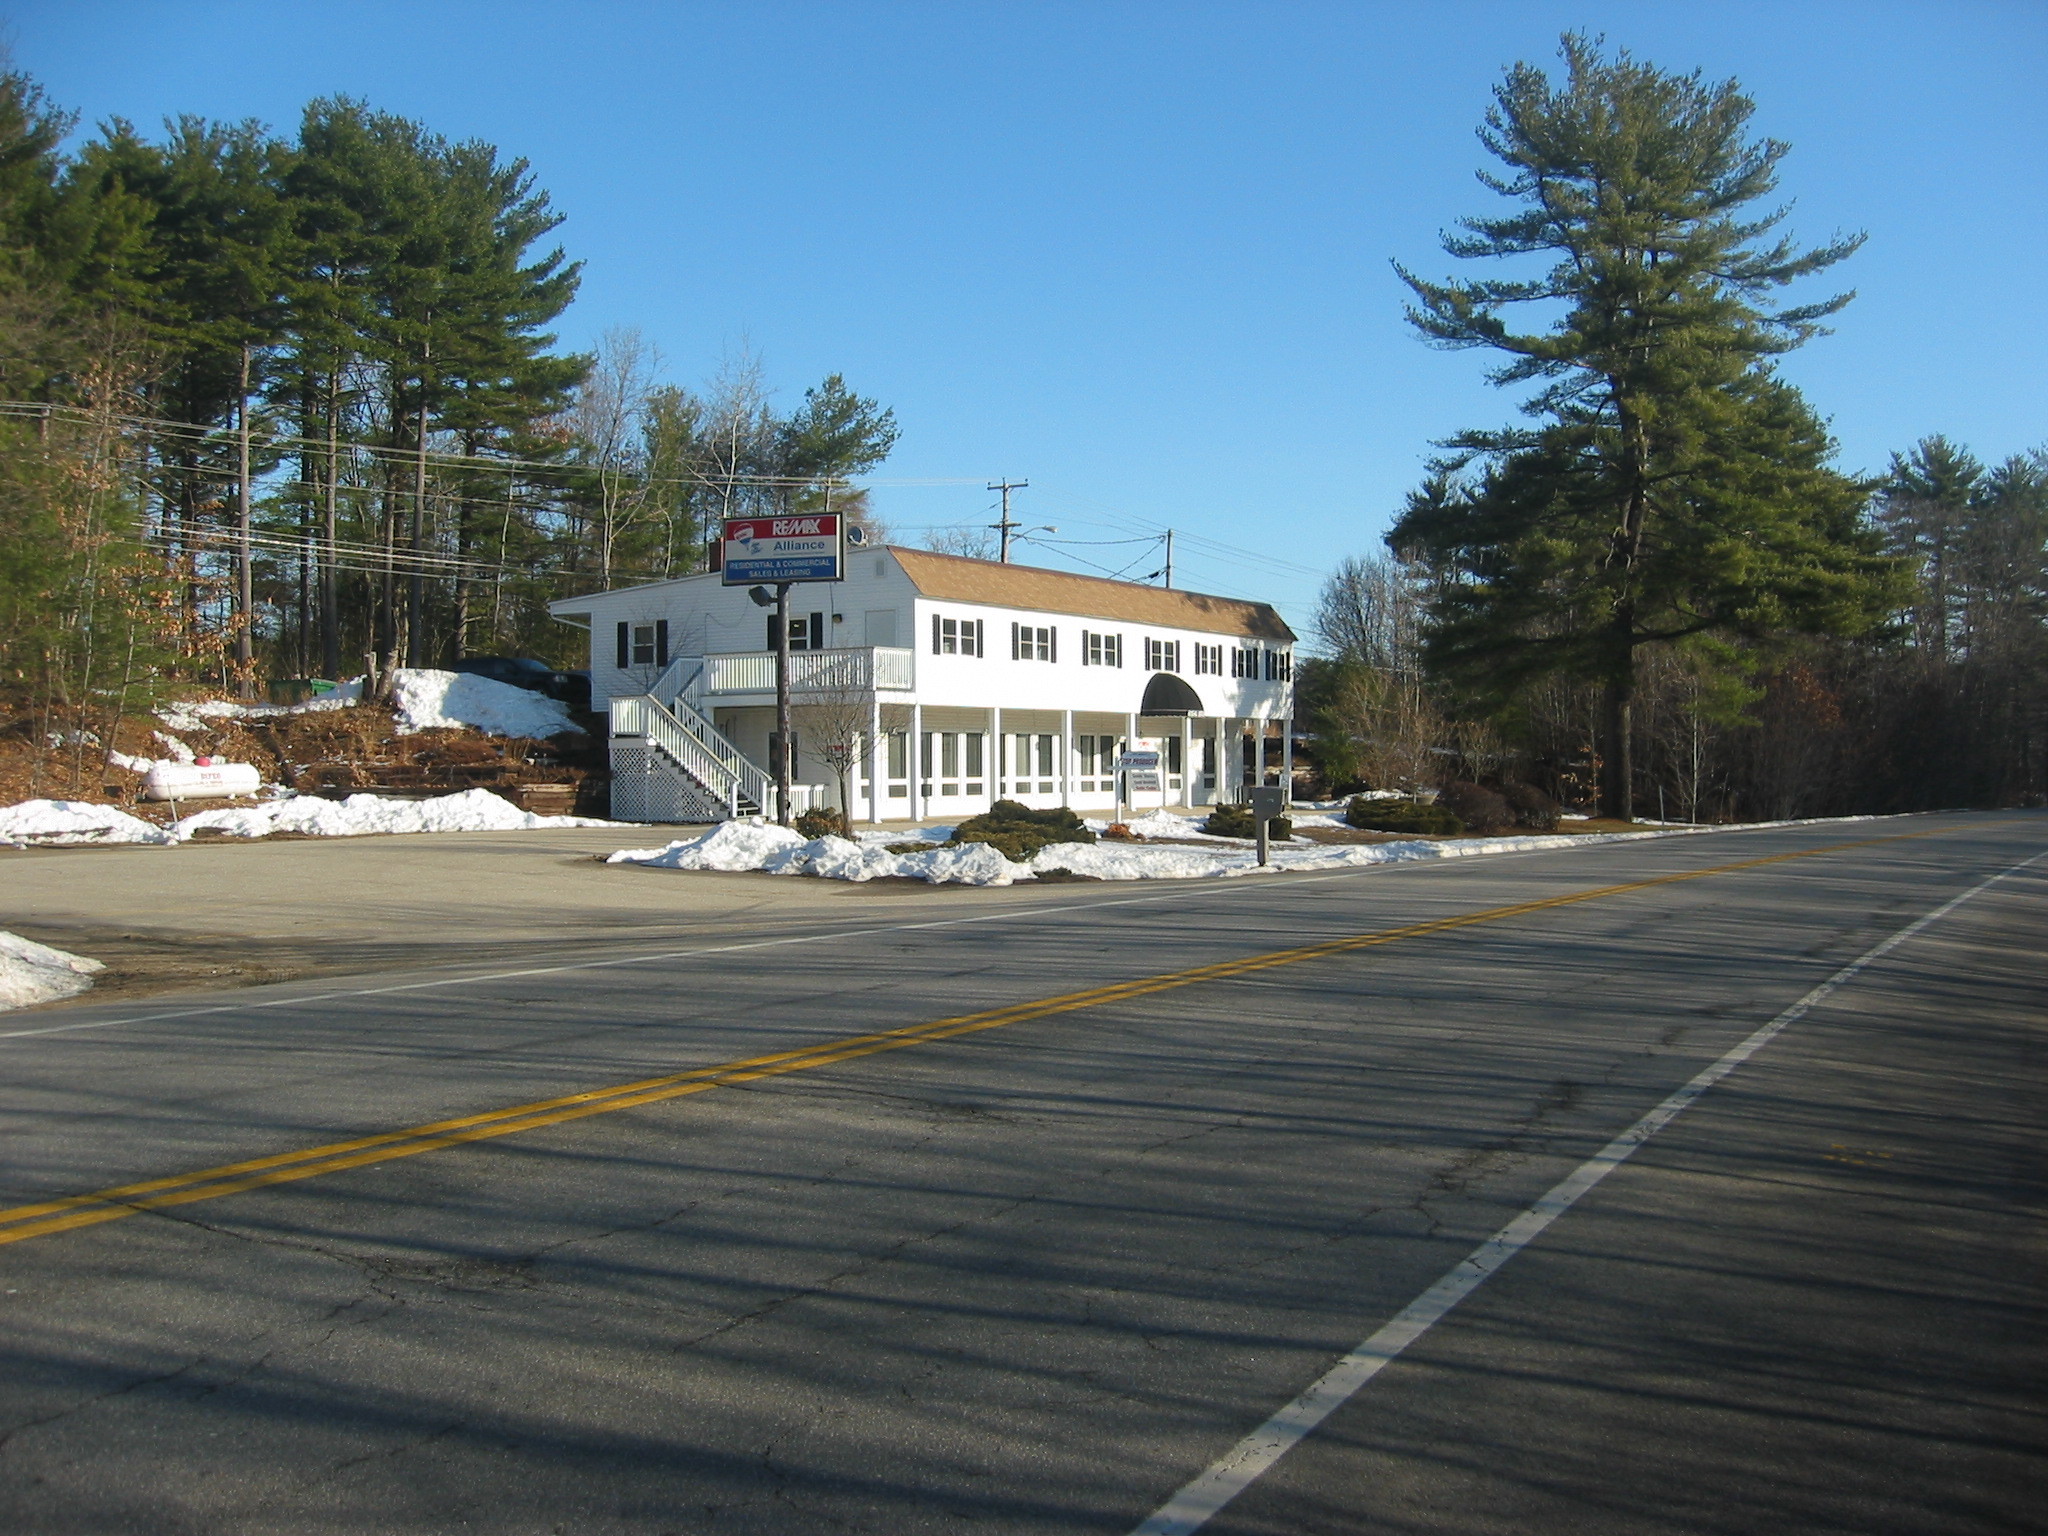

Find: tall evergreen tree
<box><xmin>1390</xmin><ymin>34</ymin><xmax>1902</xmax><ymax>818</ymax></box>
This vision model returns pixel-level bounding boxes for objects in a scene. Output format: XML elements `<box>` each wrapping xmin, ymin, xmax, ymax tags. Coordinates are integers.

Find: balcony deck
<box><xmin>699</xmin><ymin>646</ymin><xmax>914</xmax><ymax>696</ymax></box>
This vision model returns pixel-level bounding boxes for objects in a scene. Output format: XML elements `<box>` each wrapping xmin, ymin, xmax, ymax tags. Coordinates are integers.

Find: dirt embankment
<box><xmin>0</xmin><ymin>695</ymin><xmax>607</xmax><ymax>821</ymax></box>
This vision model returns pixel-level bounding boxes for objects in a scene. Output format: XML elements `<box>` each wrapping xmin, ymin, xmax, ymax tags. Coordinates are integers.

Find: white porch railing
<box><xmin>702</xmin><ymin>646</ymin><xmax>913</xmax><ymax>695</ymax></box>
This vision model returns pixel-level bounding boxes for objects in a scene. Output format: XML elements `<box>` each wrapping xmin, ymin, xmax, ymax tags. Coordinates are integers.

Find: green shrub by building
<box><xmin>951</xmin><ymin>800</ymin><xmax>1098</xmax><ymax>861</ymax></box>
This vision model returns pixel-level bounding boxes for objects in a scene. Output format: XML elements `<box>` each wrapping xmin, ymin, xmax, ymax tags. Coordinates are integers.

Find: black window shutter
<box><xmin>767</xmin><ymin>615</ymin><xmax>781</xmax><ymax>650</ymax></box>
<box><xmin>616</xmin><ymin>621</ymin><xmax>629</xmax><ymax>669</ymax></box>
<box><xmin>933</xmin><ymin>614</ymin><xmax>942</xmax><ymax>654</ymax></box>
<box><xmin>812</xmin><ymin>613</ymin><xmax>824</xmax><ymax>651</ymax></box>
<box><xmin>1011</xmin><ymin>622</ymin><xmax>1021</xmax><ymax>660</ymax></box>
<box><xmin>974</xmin><ymin>620</ymin><xmax>984</xmax><ymax>656</ymax></box>
<box><xmin>1049</xmin><ymin>628</ymin><xmax>1057</xmax><ymax>663</ymax></box>
<box><xmin>655</xmin><ymin>619</ymin><xmax>669</xmax><ymax>667</ymax></box>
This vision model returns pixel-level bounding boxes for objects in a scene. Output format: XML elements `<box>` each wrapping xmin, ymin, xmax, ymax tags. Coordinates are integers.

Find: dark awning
<box><xmin>1139</xmin><ymin>673</ymin><xmax>1203</xmax><ymax>715</ymax></box>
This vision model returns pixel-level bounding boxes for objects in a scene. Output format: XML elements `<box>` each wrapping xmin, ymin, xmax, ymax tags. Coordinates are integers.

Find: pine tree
<box><xmin>1390</xmin><ymin>35</ymin><xmax>1903</xmax><ymax>818</ymax></box>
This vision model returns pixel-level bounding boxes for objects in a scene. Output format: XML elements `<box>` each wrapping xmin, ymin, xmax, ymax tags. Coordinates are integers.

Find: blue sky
<box><xmin>7</xmin><ymin>1</ymin><xmax>2044</xmax><ymax>635</ymax></box>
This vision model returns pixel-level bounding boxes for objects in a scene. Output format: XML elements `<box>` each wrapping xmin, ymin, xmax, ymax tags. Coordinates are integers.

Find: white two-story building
<box><xmin>547</xmin><ymin>546</ymin><xmax>1295</xmax><ymax>824</ymax></box>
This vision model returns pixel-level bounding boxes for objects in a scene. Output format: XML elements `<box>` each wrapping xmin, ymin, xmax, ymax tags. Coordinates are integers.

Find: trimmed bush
<box><xmin>1502</xmin><ymin>782</ymin><xmax>1561</xmax><ymax>831</ymax></box>
<box><xmin>1437</xmin><ymin>781</ymin><xmax>1512</xmax><ymax>834</ymax></box>
<box><xmin>794</xmin><ymin>807</ymin><xmax>848</xmax><ymax>839</ymax></box>
<box><xmin>951</xmin><ymin>799</ymin><xmax>1097</xmax><ymax>861</ymax></box>
<box><xmin>1344</xmin><ymin>796</ymin><xmax>1464</xmax><ymax>835</ymax></box>
<box><xmin>1201</xmin><ymin>802</ymin><xmax>1293</xmax><ymax>840</ymax></box>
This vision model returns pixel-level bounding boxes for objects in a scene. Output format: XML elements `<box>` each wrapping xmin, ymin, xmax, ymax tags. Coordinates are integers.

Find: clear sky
<box><xmin>6</xmin><ymin>1</ymin><xmax>2043</xmax><ymax>636</ymax></box>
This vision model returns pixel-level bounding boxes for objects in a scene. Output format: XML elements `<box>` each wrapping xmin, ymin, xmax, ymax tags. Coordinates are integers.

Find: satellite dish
<box><xmin>847</xmin><ymin>525</ymin><xmax>868</xmax><ymax>547</ymax></box>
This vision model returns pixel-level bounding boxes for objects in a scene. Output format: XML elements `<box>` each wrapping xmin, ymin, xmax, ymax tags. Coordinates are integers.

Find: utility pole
<box><xmin>235</xmin><ymin>342</ymin><xmax>255</xmax><ymax>699</ymax></box>
<box><xmin>988</xmin><ymin>479</ymin><xmax>1028</xmax><ymax>562</ymax></box>
<box><xmin>407</xmin><ymin>329</ymin><xmax>431</xmax><ymax>668</ymax></box>
<box><xmin>1163</xmin><ymin>529</ymin><xmax>1174</xmax><ymax>589</ymax></box>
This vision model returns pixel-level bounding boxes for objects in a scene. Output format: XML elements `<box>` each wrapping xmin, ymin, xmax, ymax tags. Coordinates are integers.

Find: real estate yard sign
<box><xmin>1117</xmin><ymin>750</ymin><xmax>1163</xmax><ymax>793</ymax></box>
<box><xmin>721</xmin><ymin>514</ymin><xmax>844</xmax><ymax>585</ymax></box>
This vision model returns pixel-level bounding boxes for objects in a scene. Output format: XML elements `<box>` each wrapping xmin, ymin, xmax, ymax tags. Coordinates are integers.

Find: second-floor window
<box><xmin>1012</xmin><ymin>623</ymin><xmax>1056</xmax><ymax>662</ymax></box>
<box><xmin>1084</xmin><ymin>631</ymin><xmax>1122</xmax><ymax>667</ymax></box>
<box><xmin>932</xmin><ymin>615</ymin><xmax>985</xmax><ymax>656</ymax></box>
<box><xmin>1145</xmin><ymin>638</ymin><xmax>1181</xmax><ymax>672</ymax></box>
<box><xmin>1264</xmin><ymin>648</ymin><xmax>1292</xmax><ymax>681</ymax></box>
<box><xmin>1194</xmin><ymin>642</ymin><xmax>1223</xmax><ymax>675</ymax></box>
<box><xmin>1231</xmin><ymin>645</ymin><xmax>1259</xmax><ymax>678</ymax></box>
<box><xmin>770</xmin><ymin>612</ymin><xmax>827</xmax><ymax>651</ymax></box>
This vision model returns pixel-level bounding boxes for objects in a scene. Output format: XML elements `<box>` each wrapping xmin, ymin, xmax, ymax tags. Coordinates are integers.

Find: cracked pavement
<box><xmin>1</xmin><ymin>813</ymin><xmax>2043</xmax><ymax>1532</ymax></box>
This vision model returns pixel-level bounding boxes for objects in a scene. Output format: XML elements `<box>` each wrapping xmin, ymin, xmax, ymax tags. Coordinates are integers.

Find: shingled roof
<box><xmin>889</xmin><ymin>548</ymin><xmax>1295</xmax><ymax>642</ymax></box>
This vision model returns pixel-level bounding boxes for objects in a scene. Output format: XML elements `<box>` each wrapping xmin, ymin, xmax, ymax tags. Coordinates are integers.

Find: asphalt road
<box><xmin>1</xmin><ymin>812</ymin><xmax>2042</xmax><ymax>1534</ymax></box>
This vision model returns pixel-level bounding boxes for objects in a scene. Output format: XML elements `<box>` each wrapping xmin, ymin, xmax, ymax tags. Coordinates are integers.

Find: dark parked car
<box><xmin>451</xmin><ymin>657</ymin><xmax>591</xmax><ymax>711</ymax></box>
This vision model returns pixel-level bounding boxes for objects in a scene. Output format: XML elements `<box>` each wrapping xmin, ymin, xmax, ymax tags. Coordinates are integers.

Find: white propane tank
<box><xmin>141</xmin><ymin>758</ymin><xmax>262</xmax><ymax>802</ymax></box>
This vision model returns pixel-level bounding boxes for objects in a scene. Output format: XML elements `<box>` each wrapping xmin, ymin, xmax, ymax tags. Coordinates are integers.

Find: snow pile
<box><xmin>156</xmin><ymin>680</ymin><xmax>366</xmax><ymax>735</ymax></box>
<box><xmin>607</xmin><ymin>820</ymin><xmax>809</xmax><ymax>873</ymax></box>
<box><xmin>1033</xmin><ymin>841</ymin><xmax>1255</xmax><ymax>880</ymax></box>
<box><xmin>609</xmin><ymin>823</ymin><xmax>1034</xmax><ymax>886</ymax></box>
<box><xmin>607</xmin><ymin>820</ymin><xmax>1710</xmax><ymax>886</ymax></box>
<box><xmin>174</xmin><ymin>787</ymin><xmax>617</xmax><ymax>840</ymax></box>
<box><xmin>389</xmin><ymin>669</ymin><xmax>576</xmax><ymax>738</ymax></box>
<box><xmin>0</xmin><ymin>931</ymin><xmax>106</xmax><ymax>1012</ymax></box>
<box><xmin>0</xmin><ymin>799</ymin><xmax>173</xmax><ymax>848</ymax></box>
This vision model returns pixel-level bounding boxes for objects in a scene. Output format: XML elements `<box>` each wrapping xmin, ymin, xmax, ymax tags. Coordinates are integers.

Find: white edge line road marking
<box><xmin>0</xmin><ymin>815</ymin><xmax>1938</xmax><ymax>1045</ymax></box>
<box><xmin>1128</xmin><ymin>847</ymin><xmax>2046</xmax><ymax>1536</ymax></box>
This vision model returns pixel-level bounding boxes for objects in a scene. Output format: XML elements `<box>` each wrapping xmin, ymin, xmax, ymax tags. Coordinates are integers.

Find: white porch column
<box><xmin>867</xmin><ymin>695</ymin><xmax>882</xmax><ymax>825</ymax></box>
<box><xmin>1179</xmin><ymin>716</ymin><xmax>1192</xmax><ymax>812</ymax></box>
<box><xmin>993</xmin><ymin>707</ymin><xmax>1004</xmax><ymax>798</ymax></box>
<box><xmin>1060</xmin><ymin>710</ymin><xmax>1073</xmax><ymax>808</ymax></box>
<box><xmin>909</xmin><ymin>702</ymin><xmax>923</xmax><ymax>822</ymax></box>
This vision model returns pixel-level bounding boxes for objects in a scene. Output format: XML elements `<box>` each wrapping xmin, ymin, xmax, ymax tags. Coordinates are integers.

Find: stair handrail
<box><xmin>612</xmin><ymin>693</ymin><xmax>771</xmax><ymax>817</ymax></box>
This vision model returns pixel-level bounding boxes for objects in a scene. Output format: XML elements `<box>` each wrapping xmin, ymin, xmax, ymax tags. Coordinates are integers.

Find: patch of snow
<box><xmin>608</xmin><ymin>823</ymin><xmax>1035</xmax><ymax>885</ymax></box>
<box><xmin>173</xmin><ymin>787</ymin><xmax>619</xmax><ymax>840</ymax></box>
<box><xmin>0</xmin><ymin>931</ymin><xmax>106</xmax><ymax>1012</ymax></box>
<box><xmin>389</xmin><ymin>669</ymin><xmax>577</xmax><ymax>738</ymax></box>
<box><xmin>0</xmin><ymin>799</ymin><xmax>173</xmax><ymax>847</ymax></box>
<box><xmin>1033</xmin><ymin>841</ymin><xmax>1255</xmax><ymax>880</ymax></box>
<box><xmin>607</xmin><ymin>820</ymin><xmax>809</xmax><ymax>872</ymax></box>
<box><xmin>153</xmin><ymin>731</ymin><xmax>196</xmax><ymax>762</ymax></box>
<box><xmin>894</xmin><ymin>841</ymin><xmax>1032</xmax><ymax>885</ymax></box>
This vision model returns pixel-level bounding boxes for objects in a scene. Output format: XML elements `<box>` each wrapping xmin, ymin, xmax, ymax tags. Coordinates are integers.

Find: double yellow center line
<box><xmin>0</xmin><ymin>832</ymin><xmax>1925</xmax><ymax>1250</ymax></box>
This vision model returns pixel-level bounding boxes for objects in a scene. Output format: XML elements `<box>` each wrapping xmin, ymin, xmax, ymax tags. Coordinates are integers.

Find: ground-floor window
<box><xmin>886</xmin><ymin>729</ymin><xmax>910</xmax><ymax>799</ymax></box>
<box><xmin>1002</xmin><ymin>733</ymin><xmax>1057</xmax><ymax>795</ymax></box>
<box><xmin>1074</xmin><ymin>733</ymin><xmax>1118</xmax><ymax>793</ymax></box>
<box><xmin>921</xmin><ymin>731</ymin><xmax>986</xmax><ymax>799</ymax></box>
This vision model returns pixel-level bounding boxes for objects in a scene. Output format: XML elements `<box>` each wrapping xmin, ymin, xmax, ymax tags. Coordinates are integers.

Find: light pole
<box><xmin>751</xmin><ymin>580</ymin><xmax>796</xmax><ymax>824</ymax></box>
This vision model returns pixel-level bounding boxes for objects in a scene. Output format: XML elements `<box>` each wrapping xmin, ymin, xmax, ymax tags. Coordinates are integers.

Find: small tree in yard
<box><xmin>796</xmin><ymin>685</ymin><xmax>871</xmax><ymax>834</ymax></box>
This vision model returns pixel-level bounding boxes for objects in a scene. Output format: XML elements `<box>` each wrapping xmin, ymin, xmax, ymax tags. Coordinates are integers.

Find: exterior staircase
<box><xmin>606</xmin><ymin>661</ymin><xmax>774</xmax><ymax>823</ymax></box>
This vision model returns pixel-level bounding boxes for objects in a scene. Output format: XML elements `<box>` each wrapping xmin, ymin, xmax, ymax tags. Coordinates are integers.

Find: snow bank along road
<box><xmin>0</xmin><ymin>812</ymin><xmax>2040</xmax><ymax>1533</ymax></box>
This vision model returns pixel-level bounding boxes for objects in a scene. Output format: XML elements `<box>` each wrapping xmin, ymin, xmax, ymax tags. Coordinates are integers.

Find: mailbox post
<box><xmin>1248</xmin><ymin>785</ymin><xmax>1287</xmax><ymax>867</ymax></box>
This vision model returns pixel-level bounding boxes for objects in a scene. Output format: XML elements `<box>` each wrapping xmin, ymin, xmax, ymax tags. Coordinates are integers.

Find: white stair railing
<box><xmin>611</xmin><ymin>693</ymin><xmax>771</xmax><ymax>818</ymax></box>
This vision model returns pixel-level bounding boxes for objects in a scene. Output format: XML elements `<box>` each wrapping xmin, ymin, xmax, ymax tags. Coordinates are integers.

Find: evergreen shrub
<box><xmin>1344</xmin><ymin>797</ymin><xmax>1464</xmax><ymax>835</ymax></box>
<box><xmin>951</xmin><ymin>799</ymin><xmax>1097</xmax><ymax>861</ymax></box>
<box><xmin>794</xmin><ymin>807</ymin><xmax>848</xmax><ymax>839</ymax></box>
<box><xmin>1201</xmin><ymin>803</ymin><xmax>1293</xmax><ymax>840</ymax></box>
